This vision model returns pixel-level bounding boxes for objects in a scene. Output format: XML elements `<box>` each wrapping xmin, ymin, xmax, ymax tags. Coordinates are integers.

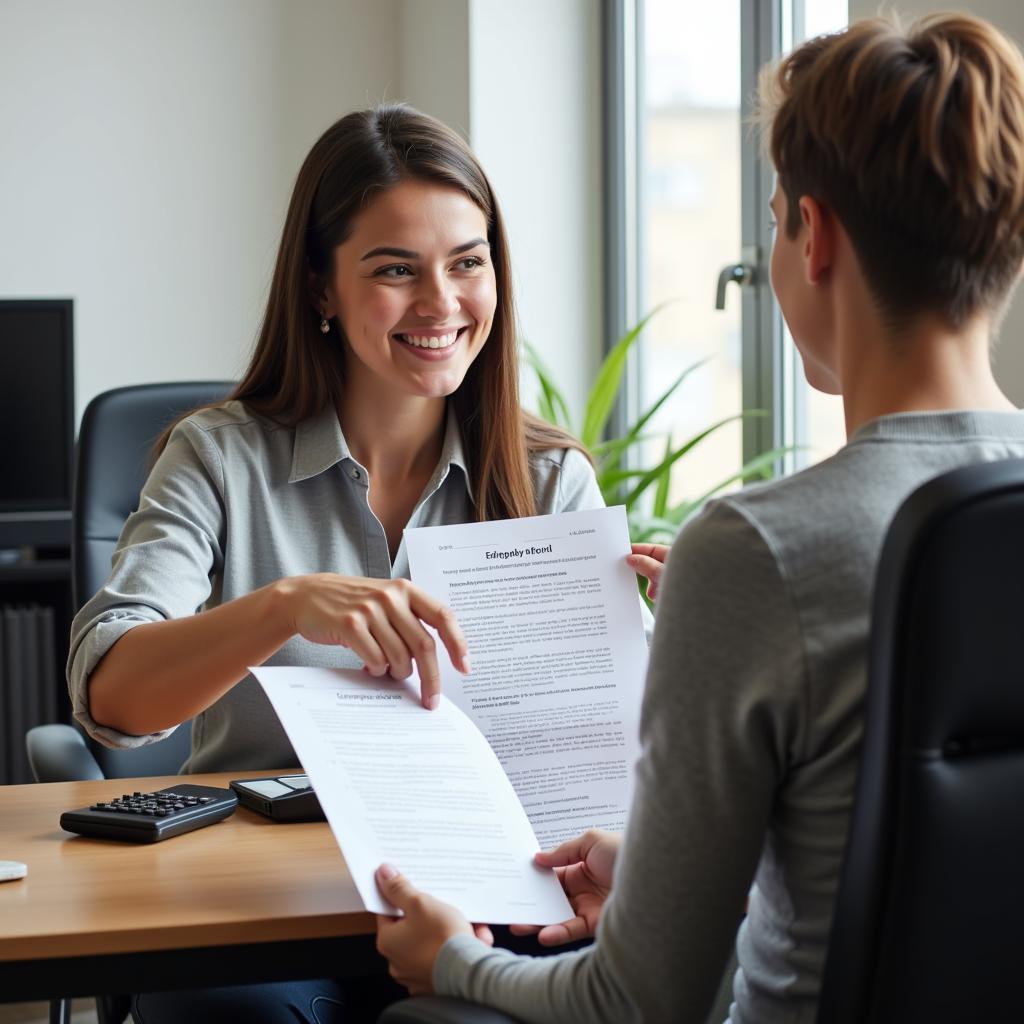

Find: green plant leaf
<box><xmin>580</xmin><ymin>305</ymin><xmax>664</xmax><ymax>448</ymax></box>
<box><xmin>666</xmin><ymin>447</ymin><xmax>789</xmax><ymax>524</ymax></box>
<box><xmin>629</xmin><ymin>517</ymin><xmax>680</xmax><ymax>543</ymax></box>
<box><xmin>596</xmin><ymin>358</ymin><xmax>711</xmax><ymax>485</ymax></box>
<box><xmin>597</xmin><ymin>466</ymin><xmax>661</xmax><ymax>489</ymax></box>
<box><xmin>523</xmin><ymin>341</ymin><xmax>573</xmax><ymax>429</ymax></box>
<box><xmin>524</xmin><ymin>309</ymin><xmax>798</xmax><ymax>549</ymax></box>
<box><xmin>652</xmin><ymin>435</ymin><xmax>673</xmax><ymax>518</ymax></box>
<box><xmin>593</xmin><ymin>435</ymin><xmax>659</xmax><ymax>485</ymax></box>
<box><xmin>618</xmin><ymin>356</ymin><xmax>712</xmax><ymax>455</ymax></box>
<box><xmin>591</xmin><ymin>434</ymin><xmax>659</xmax><ymax>460</ymax></box>
<box><xmin>621</xmin><ymin>412</ymin><xmax>748</xmax><ymax>509</ymax></box>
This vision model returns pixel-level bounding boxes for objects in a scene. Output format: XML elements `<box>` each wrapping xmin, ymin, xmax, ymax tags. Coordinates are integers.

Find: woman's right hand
<box><xmin>277</xmin><ymin>574</ymin><xmax>469</xmax><ymax>709</ymax></box>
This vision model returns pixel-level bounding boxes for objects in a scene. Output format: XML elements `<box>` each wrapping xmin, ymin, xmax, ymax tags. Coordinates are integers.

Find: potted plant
<box><xmin>524</xmin><ymin>309</ymin><xmax>787</xmax><ymax>546</ymax></box>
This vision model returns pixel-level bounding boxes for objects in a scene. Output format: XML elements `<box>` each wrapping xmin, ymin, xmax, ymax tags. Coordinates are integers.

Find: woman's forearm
<box><xmin>87</xmin><ymin>580</ymin><xmax>295</xmax><ymax>736</ymax></box>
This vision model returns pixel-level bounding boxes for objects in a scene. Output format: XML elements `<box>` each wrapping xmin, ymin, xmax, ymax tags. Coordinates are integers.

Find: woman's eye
<box><xmin>454</xmin><ymin>256</ymin><xmax>486</xmax><ymax>271</ymax></box>
<box><xmin>376</xmin><ymin>264</ymin><xmax>413</xmax><ymax>279</ymax></box>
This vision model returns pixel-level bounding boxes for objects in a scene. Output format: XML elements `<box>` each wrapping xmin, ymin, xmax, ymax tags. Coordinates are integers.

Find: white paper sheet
<box><xmin>406</xmin><ymin>505</ymin><xmax>648</xmax><ymax>846</ymax></box>
<box><xmin>254</xmin><ymin>665</ymin><xmax>573</xmax><ymax>923</ymax></box>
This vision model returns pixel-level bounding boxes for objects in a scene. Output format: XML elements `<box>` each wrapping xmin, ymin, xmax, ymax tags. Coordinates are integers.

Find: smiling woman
<box><xmin>65</xmin><ymin>105</ymin><xmax>609</xmax><ymax>1023</ymax></box>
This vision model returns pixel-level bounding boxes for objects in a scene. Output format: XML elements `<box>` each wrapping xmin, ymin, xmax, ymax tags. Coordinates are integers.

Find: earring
<box><xmin>319</xmin><ymin>317</ymin><xmax>330</xmax><ymax>335</ymax></box>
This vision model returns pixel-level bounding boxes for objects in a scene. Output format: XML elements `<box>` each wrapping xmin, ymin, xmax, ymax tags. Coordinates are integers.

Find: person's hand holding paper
<box><xmin>374</xmin><ymin>864</ymin><xmax>491</xmax><ymax>995</ymax></box>
<box><xmin>509</xmin><ymin>829</ymin><xmax>621</xmax><ymax>946</ymax></box>
<box><xmin>255</xmin><ymin>666</ymin><xmax>574</xmax><ymax>924</ymax></box>
<box><xmin>254</xmin><ymin>506</ymin><xmax>649</xmax><ymax>963</ymax></box>
<box><xmin>627</xmin><ymin>542</ymin><xmax>670</xmax><ymax>601</ymax></box>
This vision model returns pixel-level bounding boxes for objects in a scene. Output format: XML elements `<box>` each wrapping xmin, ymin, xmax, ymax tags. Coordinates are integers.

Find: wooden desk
<box><xmin>0</xmin><ymin>772</ymin><xmax>377</xmax><ymax>1003</ymax></box>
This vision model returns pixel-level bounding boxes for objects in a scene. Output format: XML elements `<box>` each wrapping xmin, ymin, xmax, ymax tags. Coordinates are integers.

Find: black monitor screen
<box><xmin>0</xmin><ymin>300</ymin><xmax>74</xmax><ymax>512</ymax></box>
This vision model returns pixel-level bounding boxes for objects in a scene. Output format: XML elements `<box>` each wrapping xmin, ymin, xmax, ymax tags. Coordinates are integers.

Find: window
<box><xmin>639</xmin><ymin>0</ymin><xmax>744</xmax><ymax>504</ymax></box>
<box><xmin>610</xmin><ymin>0</ymin><xmax>849</xmax><ymax>514</ymax></box>
<box><xmin>783</xmin><ymin>1</ymin><xmax>848</xmax><ymax>471</ymax></box>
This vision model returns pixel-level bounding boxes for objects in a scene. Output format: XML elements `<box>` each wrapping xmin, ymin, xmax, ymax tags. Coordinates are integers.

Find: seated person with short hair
<box><xmin>373</xmin><ymin>13</ymin><xmax>1024</xmax><ymax>1023</ymax></box>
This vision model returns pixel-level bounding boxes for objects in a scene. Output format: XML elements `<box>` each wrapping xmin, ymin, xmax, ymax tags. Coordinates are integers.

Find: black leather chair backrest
<box><xmin>818</xmin><ymin>456</ymin><xmax>1024</xmax><ymax>1024</ymax></box>
<box><xmin>73</xmin><ymin>381</ymin><xmax>233</xmax><ymax>778</ymax></box>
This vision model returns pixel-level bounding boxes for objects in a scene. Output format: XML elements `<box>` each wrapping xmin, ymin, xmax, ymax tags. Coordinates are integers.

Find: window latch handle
<box><xmin>714</xmin><ymin>249</ymin><xmax>759</xmax><ymax>309</ymax></box>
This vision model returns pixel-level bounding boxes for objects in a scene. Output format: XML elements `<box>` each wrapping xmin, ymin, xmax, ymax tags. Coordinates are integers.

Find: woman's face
<box><xmin>322</xmin><ymin>178</ymin><xmax>497</xmax><ymax>401</ymax></box>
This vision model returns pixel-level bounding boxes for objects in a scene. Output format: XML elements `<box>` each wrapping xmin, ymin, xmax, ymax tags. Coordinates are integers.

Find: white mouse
<box><xmin>0</xmin><ymin>861</ymin><xmax>27</xmax><ymax>882</ymax></box>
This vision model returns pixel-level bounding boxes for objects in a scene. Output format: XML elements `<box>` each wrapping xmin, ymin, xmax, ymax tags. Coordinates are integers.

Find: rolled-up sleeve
<box><xmin>68</xmin><ymin>420</ymin><xmax>227</xmax><ymax>748</ymax></box>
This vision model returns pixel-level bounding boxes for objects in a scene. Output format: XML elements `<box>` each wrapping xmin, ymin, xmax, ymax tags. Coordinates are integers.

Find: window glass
<box><xmin>789</xmin><ymin>1</ymin><xmax>849</xmax><ymax>468</ymax></box>
<box><xmin>639</xmin><ymin>0</ymin><xmax>850</xmax><ymax>504</ymax></box>
<box><xmin>640</xmin><ymin>0</ymin><xmax>742</xmax><ymax>505</ymax></box>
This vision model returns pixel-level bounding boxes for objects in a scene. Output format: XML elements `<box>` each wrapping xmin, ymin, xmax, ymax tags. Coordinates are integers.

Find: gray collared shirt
<box><xmin>68</xmin><ymin>400</ymin><xmax>609</xmax><ymax>773</ymax></box>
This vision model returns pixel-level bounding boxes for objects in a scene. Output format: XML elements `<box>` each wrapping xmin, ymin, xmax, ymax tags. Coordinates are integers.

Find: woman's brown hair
<box><xmin>758</xmin><ymin>13</ymin><xmax>1024</xmax><ymax>329</ymax></box>
<box><xmin>161</xmin><ymin>104</ymin><xmax>587</xmax><ymax>520</ymax></box>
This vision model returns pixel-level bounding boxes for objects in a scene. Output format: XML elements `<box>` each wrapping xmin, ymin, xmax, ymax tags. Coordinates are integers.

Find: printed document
<box><xmin>406</xmin><ymin>505</ymin><xmax>648</xmax><ymax>846</ymax></box>
<box><xmin>255</xmin><ymin>665</ymin><xmax>573</xmax><ymax>923</ymax></box>
<box><xmin>253</xmin><ymin>505</ymin><xmax>648</xmax><ymax>921</ymax></box>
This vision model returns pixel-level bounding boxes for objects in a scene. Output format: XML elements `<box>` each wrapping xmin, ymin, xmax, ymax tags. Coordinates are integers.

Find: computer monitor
<box><xmin>0</xmin><ymin>299</ymin><xmax>74</xmax><ymax>514</ymax></box>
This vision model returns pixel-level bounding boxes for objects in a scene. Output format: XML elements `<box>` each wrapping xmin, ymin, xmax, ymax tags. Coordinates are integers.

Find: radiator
<box><xmin>1</xmin><ymin>604</ymin><xmax>58</xmax><ymax>785</ymax></box>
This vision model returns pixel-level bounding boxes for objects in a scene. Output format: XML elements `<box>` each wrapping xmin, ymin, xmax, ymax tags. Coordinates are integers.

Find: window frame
<box><xmin>603</xmin><ymin>0</ymin><xmax>799</xmax><ymax>475</ymax></box>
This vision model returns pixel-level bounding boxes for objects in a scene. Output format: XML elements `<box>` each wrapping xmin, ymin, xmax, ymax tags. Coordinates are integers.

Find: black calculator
<box><xmin>60</xmin><ymin>784</ymin><xmax>238</xmax><ymax>843</ymax></box>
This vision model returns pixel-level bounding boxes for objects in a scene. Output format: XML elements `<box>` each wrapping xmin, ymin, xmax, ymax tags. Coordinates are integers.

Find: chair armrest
<box><xmin>378</xmin><ymin>996</ymin><xmax>522</xmax><ymax>1024</ymax></box>
<box><xmin>26</xmin><ymin>724</ymin><xmax>104</xmax><ymax>782</ymax></box>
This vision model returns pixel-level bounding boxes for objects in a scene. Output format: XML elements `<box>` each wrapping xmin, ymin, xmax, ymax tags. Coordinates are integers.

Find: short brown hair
<box><xmin>759</xmin><ymin>13</ymin><xmax>1024</xmax><ymax>327</ymax></box>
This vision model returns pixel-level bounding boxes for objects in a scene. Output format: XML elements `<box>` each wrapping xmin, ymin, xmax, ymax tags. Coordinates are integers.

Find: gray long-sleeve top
<box><xmin>67</xmin><ymin>400</ymin><xmax>610</xmax><ymax>774</ymax></box>
<box><xmin>434</xmin><ymin>410</ymin><xmax>1024</xmax><ymax>1024</ymax></box>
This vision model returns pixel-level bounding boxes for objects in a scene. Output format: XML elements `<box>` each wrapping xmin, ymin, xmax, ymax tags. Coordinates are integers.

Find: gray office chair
<box><xmin>25</xmin><ymin>382</ymin><xmax>232</xmax><ymax>1024</ymax></box>
<box><xmin>817</xmin><ymin>457</ymin><xmax>1024</xmax><ymax>1023</ymax></box>
<box><xmin>26</xmin><ymin>381</ymin><xmax>233</xmax><ymax>784</ymax></box>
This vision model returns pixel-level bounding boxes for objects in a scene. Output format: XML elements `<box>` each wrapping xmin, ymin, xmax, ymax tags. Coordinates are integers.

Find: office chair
<box><xmin>25</xmin><ymin>382</ymin><xmax>231</xmax><ymax>1024</ymax></box>
<box><xmin>817</xmin><ymin>456</ymin><xmax>1024</xmax><ymax>1024</ymax></box>
<box><xmin>26</xmin><ymin>381</ymin><xmax>233</xmax><ymax>784</ymax></box>
<box><xmin>379</xmin><ymin>999</ymin><xmax>520</xmax><ymax>1024</ymax></box>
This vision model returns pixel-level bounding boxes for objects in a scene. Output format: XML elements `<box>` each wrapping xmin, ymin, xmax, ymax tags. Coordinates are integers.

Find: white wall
<box><xmin>848</xmin><ymin>0</ymin><xmax>1024</xmax><ymax>404</ymax></box>
<box><xmin>468</xmin><ymin>0</ymin><xmax>605</xmax><ymax>422</ymax></box>
<box><xmin>1</xmin><ymin>0</ymin><xmax>604</xmax><ymax>430</ymax></box>
<box><xmin>395</xmin><ymin>0</ymin><xmax>605</xmax><ymax>422</ymax></box>
<box><xmin>0</xmin><ymin>0</ymin><xmax>399</xmax><ymax>421</ymax></box>
<box><xmin>397</xmin><ymin>0</ymin><xmax>471</xmax><ymax>135</ymax></box>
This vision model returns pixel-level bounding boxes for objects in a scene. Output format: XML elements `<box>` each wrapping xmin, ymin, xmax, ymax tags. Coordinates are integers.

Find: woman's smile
<box><xmin>392</xmin><ymin>325</ymin><xmax>470</xmax><ymax>356</ymax></box>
